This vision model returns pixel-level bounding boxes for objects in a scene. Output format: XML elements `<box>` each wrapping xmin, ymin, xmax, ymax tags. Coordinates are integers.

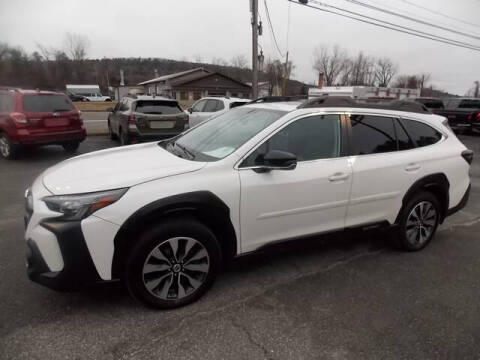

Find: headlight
<box><xmin>42</xmin><ymin>188</ymin><xmax>128</xmax><ymax>220</ymax></box>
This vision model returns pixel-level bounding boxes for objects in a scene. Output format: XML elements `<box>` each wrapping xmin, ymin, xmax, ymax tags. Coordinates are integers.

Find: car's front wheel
<box><xmin>396</xmin><ymin>191</ymin><xmax>440</xmax><ymax>251</ymax></box>
<box><xmin>0</xmin><ymin>132</ymin><xmax>17</xmax><ymax>160</ymax></box>
<box><xmin>125</xmin><ymin>219</ymin><xmax>221</xmax><ymax>309</ymax></box>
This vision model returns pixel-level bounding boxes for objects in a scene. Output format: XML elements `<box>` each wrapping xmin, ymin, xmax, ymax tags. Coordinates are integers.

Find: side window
<box><xmin>399</xmin><ymin>118</ymin><xmax>442</xmax><ymax>147</ymax></box>
<box><xmin>0</xmin><ymin>94</ymin><xmax>14</xmax><ymax>111</ymax></box>
<box><xmin>215</xmin><ymin>100</ymin><xmax>225</xmax><ymax>111</ymax></box>
<box><xmin>192</xmin><ymin>99</ymin><xmax>207</xmax><ymax>112</ymax></box>
<box><xmin>394</xmin><ymin>119</ymin><xmax>415</xmax><ymax>150</ymax></box>
<box><xmin>350</xmin><ymin>115</ymin><xmax>397</xmax><ymax>155</ymax></box>
<box><xmin>204</xmin><ymin>99</ymin><xmax>222</xmax><ymax>112</ymax></box>
<box><xmin>241</xmin><ymin>114</ymin><xmax>341</xmax><ymax>167</ymax></box>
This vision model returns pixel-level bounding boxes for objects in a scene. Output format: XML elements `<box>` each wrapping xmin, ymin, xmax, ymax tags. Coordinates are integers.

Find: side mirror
<box><xmin>106</xmin><ymin>107</ymin><xmax>114</xmax><ymax>112</ymax></box>
<box><xmin>188</xmin><ymin>107</ymin><xmax>193</xmax><ymax>114</ymax></box>
<box><xmin>254</xmin><ymin>150</ymin><xmax>297</xmax><ymax>173</ymax></box>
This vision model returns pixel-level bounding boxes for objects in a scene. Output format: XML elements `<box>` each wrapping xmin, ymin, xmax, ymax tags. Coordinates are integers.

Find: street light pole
<box><xmin>251</xmin><ymin>0</ymin><xmax>259</xmax><ymax>99</ymax></box>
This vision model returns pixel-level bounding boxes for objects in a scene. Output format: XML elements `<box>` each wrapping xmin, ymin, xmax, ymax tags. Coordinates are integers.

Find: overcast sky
<box><xmin>1</xmin><ymin>0</ymin><xmax>479</xmax><ymax>95</ymax></box>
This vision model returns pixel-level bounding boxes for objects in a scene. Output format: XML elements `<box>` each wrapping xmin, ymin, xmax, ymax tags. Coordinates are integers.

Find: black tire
<box><xmin>119</xmin><ymin>128</ymin><xmax>130</xmax><ymax>146</ymax></box>
<box><xmin>62</xmin><ymin>142</ymin><xmax>80</xmax><ymax>153</ymax></box>
<box><xmin>125</xmin><ymin>219</ymin><xmax>221</xmax><ymax>309</ymax></box>
<box><xmin>108</xmin><ymin>121</ymin><xmax>117</xmax><ymax>140</ymax></box>
<box><xmin>0</xmin><ymin>132</ymin><xmax>17</xmax><ymax>160</ymax></box>
<box><xmin>395</xmin><ymin>191</ymin><xmax>440</xmax><ymax>251</ymax></box>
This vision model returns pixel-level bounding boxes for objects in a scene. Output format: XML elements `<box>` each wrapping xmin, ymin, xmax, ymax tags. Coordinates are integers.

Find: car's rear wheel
<box><xmin>125</xmin><ymin>219</ymin><xmax>221</xmax><ymax>309</ymax></box>
<box><xmin>119</xmin><ymin>128</ymin><xmax>129</xmax><ymax>146</ymax></box>
<box><xmin>0</xmin><ymin>133</ymin><xmax>17</xmax><ymax>160</ymax></box>
<box><xmin>62</xmin><ymin>142</ymin><xmax>80</xmax><ymax>153</ymax></box>
<box><xmin>108</xmin><ymin>121</ymin><xmax>117</xmax><ymax>140</ymax></box>
<box><xmin>396</xmin><ymin>191</ymin><xmax>440</xmax><ymax>251</ymax></box>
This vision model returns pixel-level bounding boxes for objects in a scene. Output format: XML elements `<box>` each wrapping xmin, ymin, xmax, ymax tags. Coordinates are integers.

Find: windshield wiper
<box><xmin>174</xmin><ymin>142</ymin><xmax>195</xmax><ymax>160</ymax></box>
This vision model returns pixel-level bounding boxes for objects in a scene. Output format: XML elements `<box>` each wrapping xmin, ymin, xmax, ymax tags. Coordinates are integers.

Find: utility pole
<box><xmin>474</xmin><ymin>81</ymin><xmax>479</xmax><ymax>98</ymax></box>
<box><xmin>282</xmin><ymin>51</ymin><xmax>289</xmax><ymax>96</ymax></box>
<box><xmin>251</xmin><ymin>0</ymin><xmax>259</xmax><ymax>99</ymax></box>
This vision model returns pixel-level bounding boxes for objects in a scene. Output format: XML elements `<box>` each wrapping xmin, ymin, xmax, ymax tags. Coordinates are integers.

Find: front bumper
<box><xmin>26</xmin><ymin>219</ymin><xmax>102</xmax><ymax>291</ymax></box>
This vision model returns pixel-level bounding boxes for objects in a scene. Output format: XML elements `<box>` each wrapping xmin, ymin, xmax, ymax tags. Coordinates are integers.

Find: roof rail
<box><xmin>249</xmin><ymin>95</ymin><xmax>308</xmax><ymax>104</ymax></box>
<box><xmin>0</xmin><ymin>86</ymin><xmax>21</xmax><ymax>92</ymax></box>
<box><xmin>298</xmin><ymin>96</ymin><xmax>430</xmax><ymax>114</ymax></box>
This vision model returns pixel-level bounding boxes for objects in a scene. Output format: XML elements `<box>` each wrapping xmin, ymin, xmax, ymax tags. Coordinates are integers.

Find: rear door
<box><xmin>133</xmin><ymin>100</ymin><xmax>187</xmax><ymax>135</ymax></box>
<box><xmin>20</xmin><ymin>94</ymin><xmax>81</xmax><ymax>135</ymax></box>
<box><xmin>345</xmin><ymin>113</ymin><xmax>442</xmax><ymax>227</ymax></box>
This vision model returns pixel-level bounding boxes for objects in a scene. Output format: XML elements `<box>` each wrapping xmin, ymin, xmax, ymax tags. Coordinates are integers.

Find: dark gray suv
<box><xmin>107</xmin><ymin>95</ymin><xmax>188</xmax><ymax>145</ymax></box>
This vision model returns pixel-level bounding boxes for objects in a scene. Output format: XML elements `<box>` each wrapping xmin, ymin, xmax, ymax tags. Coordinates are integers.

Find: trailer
<box><xmin>308</xmin><ymin>86</ymin><xmax>420</xmax><ymax>100</ymax></box>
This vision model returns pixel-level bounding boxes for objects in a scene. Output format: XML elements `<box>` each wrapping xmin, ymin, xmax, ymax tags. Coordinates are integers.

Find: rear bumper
<box><xmin>472</xmin><ymin>123</ymin><xmax>480</xmax><ymax>133</ymax></box>
<box><xmin>13</xmin><ymin>129</ymin><xmax>87</xmax><ymax>146</ymax></box>
<box><xmin>129</xmin><ymin>130</ymin><xmax>183</xmax><ymax>142</ymax></box>
<box><xmin>446</xmin><ymin>183</ymin><xmax>471</xmax><ymax>217</ymax></box>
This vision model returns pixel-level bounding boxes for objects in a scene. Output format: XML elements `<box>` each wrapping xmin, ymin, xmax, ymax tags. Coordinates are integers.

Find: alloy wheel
<box><xmin>142</xmin><ymin>237</ymin><xmax>210</xmax><ymax>300</ymax></box>
<box><xmin>405</xmin><ymin>201</ymin><xmax>437</xmax><ymax>246</ymax></box>
<box><xmin>0</xmin><ymin>135</ymin><xmax>10</xmax><ymax>158</ymax></box>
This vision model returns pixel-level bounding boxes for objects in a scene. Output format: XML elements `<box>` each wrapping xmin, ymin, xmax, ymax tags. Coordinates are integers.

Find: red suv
<box><xmin>0</xmin><ymin>89</ymin><xmax>86</xmax><ymax>159</ymax></box>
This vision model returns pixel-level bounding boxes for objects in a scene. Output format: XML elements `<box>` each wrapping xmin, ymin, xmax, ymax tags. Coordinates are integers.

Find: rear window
<box><xmin>230</xmin><ymin>101</ymin><xmax>248</xmax><ymax>109</ymax></box>
<box><xmin>458</xmin><ymin>99</ymin><xmax>480</xmax><ymax>109</ymax></box>
<box><xmin>416</xmin><ymin>99</ymin><xmax>444</xmax><ymax>109</ymax></box>
<box><xmin>134</xmin><ymin>101</ymin><xmax>182</xmax><ymax>114</ymax></box>
<box><xmin>399</xmin><ymin>118</ymin><xmax>442</xmax><ymax>147</ymax></box>
<box><xmin>22</xmin><ymin>94</ymin><xmax>73</xmax><ymax>112</ymax></box>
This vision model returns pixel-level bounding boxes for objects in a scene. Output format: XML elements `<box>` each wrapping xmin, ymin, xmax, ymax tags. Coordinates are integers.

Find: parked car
<box><xmin>414</xmin><ymin>97</ymin><xmax>444</xmax><ymax>112</ymax></box>
<box><xmin>66</xmin><ymin>92</ymin><xmax>87</xmax><ymax>102</ymax></box>
<box><xmin>108</xmin><ymin>95</ymin><xmax>188</xmax><ymax>145</ymax></box>
<box><xmin>186</xmin><ymin>96</ymin><xmax>249</xmax><ymax>127</ymax></box>
<box><xmin>81</xmin><ymin>93</ymin><xmax>112</xmax><ymax>102</ymax></box>
<box><xmin>24</xmin><ymin>97</ymin><xmax>472</xmax><ymax>309</ymax></box>
<box><xmin>435</xmin><ymin>97</ymin><xmax>480</xmax><ymax>133</ymax></box>
<box><xmin>0</xmin><ymin>88</ymin><xmax>86</xmax><ymax>159</ymax></box>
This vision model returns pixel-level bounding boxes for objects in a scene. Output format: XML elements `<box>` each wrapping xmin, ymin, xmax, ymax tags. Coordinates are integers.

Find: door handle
<box><xmin>405</xmin><ymin>163</ymin><xmax>421</xmax><ymax>172</ymax></box>
<box><xmin>328</xmin><ymin>172</ymin><xmax>349</xmax><ymax>182</ymax></box>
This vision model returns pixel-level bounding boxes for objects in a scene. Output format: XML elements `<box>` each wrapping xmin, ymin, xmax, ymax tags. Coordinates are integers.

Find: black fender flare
<box><xmin>111</xmin><ymin>191</ymin><xmax>237</xmax><ymax>279</ymax></box>
<box><xmin>395</xmin><ymin>173</ymin><xmax>450</xmax><ymax>224</ymax></box>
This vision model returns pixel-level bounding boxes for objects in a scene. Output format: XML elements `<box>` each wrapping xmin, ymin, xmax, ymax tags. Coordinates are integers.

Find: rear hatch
<box><xmin>21</xmin><ymin>94</ymin><xmax>83</xmax><ymax>136</ymax></box>
<box><xmin>132</xmin><ymin>100</ymin><xmax>188</xmax><ymax>134</ymax></box>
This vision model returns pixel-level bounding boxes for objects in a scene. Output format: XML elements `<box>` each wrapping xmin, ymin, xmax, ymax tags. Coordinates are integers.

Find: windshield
<box><xmin>163</xmin><ymin>107</ymin><xmax>286</xmax><ymax>161</ymax></box>
<box><xmin>22</xmin><ymin>94</ymin><xmax>74</xmax><ymax>112</ymax></box>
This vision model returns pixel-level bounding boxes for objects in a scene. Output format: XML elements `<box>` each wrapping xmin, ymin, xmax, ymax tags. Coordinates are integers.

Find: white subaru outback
<box><xmin>24</xmin><ymin>97</ymin><xmax>473</xmax><ymax>309</ymax></box>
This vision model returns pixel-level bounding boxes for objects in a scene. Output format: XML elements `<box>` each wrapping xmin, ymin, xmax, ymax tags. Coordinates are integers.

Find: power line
<box><xmin>344</xmin><ymin>0</ymin><xmax>480</xmax><ymax>41</ymax></box>
<box><xmin>399</xmin><ymin>0</ymin><xmax>480</xmax><ymax>30</ymax></box>
<box><xmin>289</xmin><ymin>0</ymin><xmax>480</xmax><ymax>52</ymax></box>
<box><xmin>264</xmin><ymin>0</ymin><xmax>285</xmax><ymax>57</ymax></box>
<box><xmin>362</xmin><ymin>0</ymin><xmax>480</xmax><ymax>37</ymax></box>
<box><xmin>309</xmin><ymin>0</ymin><xmax>480</xmax><ymax>50</ymax></box>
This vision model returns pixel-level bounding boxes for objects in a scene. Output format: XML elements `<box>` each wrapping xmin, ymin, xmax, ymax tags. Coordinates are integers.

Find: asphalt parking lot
<box><xmin>0</xmin><ymin>135</ymin><xmax>479</xmax><ymax>360</ymax></box>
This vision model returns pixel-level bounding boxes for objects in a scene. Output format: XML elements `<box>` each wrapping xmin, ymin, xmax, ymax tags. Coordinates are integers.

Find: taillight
<box><xmin>462</xmin><ymin>149</ymin><xmax>474</xmax><ymax>165</ymax></box>
<box><xmin>128</xmin><ymin>114</ymin><xmax>136</xmax><ymax>124</ymax></box>
<box><xmin>10</xmin><ymin>112</ymin><xmax>28</xmax><ymax>127</ymax></box>
<box><xmin>476</xmin><ymin>112</ymin><xmax>480</xmax><ymax>122</ymax></box>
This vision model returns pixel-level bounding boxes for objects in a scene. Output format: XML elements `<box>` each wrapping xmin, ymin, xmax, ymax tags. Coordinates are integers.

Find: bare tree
<box><xmin>64</xmin><ymin>33</ymin><xmax>89</xmax><ymax>61</ymax></box>
<box><xmin>312</xmin><ymin>45</ymin><xmax>345</xmax><ymax>86</ymax></box>
<box><xmin>393</xmin><ymin>74</ymin><xmax>421</xmax><ymax>89</ymax></box>
<box><xmin>374</xmin><ymin>57</ymin><xmax>397</xmax><ymax>87</ymax></box>
<box><xmin>194</xmin><ymin>54</ymin><xmax>203</xmax><ymax>63</ymax></box>
<box><xmin>230</xmin><ymin>54</ymin><xmax>249</xmax><ymax>69</ymax></box>
<box><xmin>349</xmin><ymin>52</ymin><xmax>375</xmax><ymax>86</ymax></box>
<box><xmin>211</xmin><ymin>57</ymin><xmax>228</xmax><ymax>66</ymax></box>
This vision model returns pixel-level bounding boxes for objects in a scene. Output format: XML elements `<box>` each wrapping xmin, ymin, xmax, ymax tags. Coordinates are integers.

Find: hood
<box><xmin>42</xmin><ymin>142</ymin><xmax>206</xmax><ymax>194</ymax></box>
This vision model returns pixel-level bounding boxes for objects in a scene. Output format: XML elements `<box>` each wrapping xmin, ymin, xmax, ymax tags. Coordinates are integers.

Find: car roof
<box><xmin>128</xmin><ymin>95</ymin><xmax>177</xmax><ymax>102</ymax></box>
<box><xmin>0</xmin><ymin>88</ymin><xmax>64</xmax><ymax>95</ymax></box>
<box><xmin>201</xmin><ymin>96</ymin><xmax>249</xmax><ymax>102</ymax></box>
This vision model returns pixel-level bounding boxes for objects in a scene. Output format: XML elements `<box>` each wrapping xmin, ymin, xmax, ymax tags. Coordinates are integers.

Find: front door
<box><xmin>238</xmin><ymin>114</ymin><xmax>352</xmax><ymax>253</ymax></box>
